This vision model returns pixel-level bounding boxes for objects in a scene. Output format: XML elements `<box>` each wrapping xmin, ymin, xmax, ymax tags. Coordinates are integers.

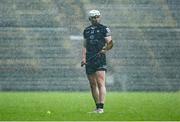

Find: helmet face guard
<box><xmin>89</xmin><ymin>15</ymin><xmax>100</xmax><ymax>19</ymax></box>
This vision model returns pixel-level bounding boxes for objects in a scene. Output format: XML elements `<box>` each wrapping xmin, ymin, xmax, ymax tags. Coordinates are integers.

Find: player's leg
<box><xmin>95</xmin><ymin>70</ymin><xmax>106</xmax><ymax>113</ymax></box>
<box><xmin>87</xmin><ymin>73</ymin><xmax>99</xmax><ymax>107</ymax></box>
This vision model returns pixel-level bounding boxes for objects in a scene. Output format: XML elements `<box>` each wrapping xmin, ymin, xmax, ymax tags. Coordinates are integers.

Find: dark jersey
<box><xmin>83</xmin><ymin>24</ymin><xmax>111</xmax><ymax>74</ymax></box>
<box><xmin>83</xmin><ymin>24</ymin><xmax>111</xmax><ymax>54</ymax></box>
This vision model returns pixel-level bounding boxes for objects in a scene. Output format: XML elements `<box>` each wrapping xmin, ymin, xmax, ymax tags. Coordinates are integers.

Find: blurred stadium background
<box><xmin>0</xmin><ymin>0</ymin><xmax>180</xmax><ymax>91</ymax></box>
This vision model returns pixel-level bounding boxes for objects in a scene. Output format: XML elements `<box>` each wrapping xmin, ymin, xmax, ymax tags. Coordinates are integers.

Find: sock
<box><xmin>96</xmin><ymin>103</ymin><xmax>104</xmax><ymax>109</ymax></box>
<box><xmin>99</xmin><ymin>103</ymin><xmax>104</xmax><ymax>109</ymax></box>
<box><xmin>96</xmin><ymin>103</ymin><xmax>99</xmax><ymax>109</ymax></box>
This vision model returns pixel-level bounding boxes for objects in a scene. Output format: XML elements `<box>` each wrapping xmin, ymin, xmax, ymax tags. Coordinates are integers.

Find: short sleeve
<box><xmin>104</xmin><ymin>27</ymin><xmax>111</xmax><ymax>37</ymax></box>
<box><xmin>83</xmin><ymin>30</ymin><xmax>86</xmax><ymax>39</ymax></box>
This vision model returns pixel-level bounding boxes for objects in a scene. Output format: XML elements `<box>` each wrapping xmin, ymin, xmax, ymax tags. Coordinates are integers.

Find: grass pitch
<box><xmin>0</xmin><ymin>92</ymin><xmax>179</xmax><ymax>121</ymax></box>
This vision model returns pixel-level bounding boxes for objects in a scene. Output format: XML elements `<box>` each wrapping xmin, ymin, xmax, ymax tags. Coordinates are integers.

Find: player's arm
<box><xmin>101</xmin><ymin>36</ymin><xmax>113</xmax><ymax>53</ymax></box>
<box><xmin>100</xmin><ymin>27</ymin><xmax>113</xmax><ymax>53</ymax></box>
<box><xmin>81</xmin><ymin>39</ymin><xmax>87</xmax><ymax>66</ymax></box>
<box><xmin>105</xmin><ymin>36</ymin><xmax>113</xmax><ymax>50</ymax></box>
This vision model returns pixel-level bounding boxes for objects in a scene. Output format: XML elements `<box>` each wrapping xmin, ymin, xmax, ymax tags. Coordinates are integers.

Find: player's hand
<box><xmin>100</xmin><ymin>49</ymin><xmax>107</xmax><ymax>54</ymax></box>
<box><xmin>81</xmin><ymin>59</ymin><xmax>86</xmax><ymax>67</ymax></box>
<box><xmin>100</xmin><ymin>46</ymin><xmax>107</xmax><ymax>54</ymax></box>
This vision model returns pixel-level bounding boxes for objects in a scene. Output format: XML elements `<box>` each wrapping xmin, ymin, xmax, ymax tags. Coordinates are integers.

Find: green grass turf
<box><xmin>0</xmin><ymin>92</ymin><xmax>180</xmax><ymax>121</ymax></box>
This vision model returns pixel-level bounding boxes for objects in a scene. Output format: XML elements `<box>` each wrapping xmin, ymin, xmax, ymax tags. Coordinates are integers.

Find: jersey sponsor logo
<box><xmin>90</xmin><ymin>39</ymin><xmax>98</xmax><ymax>44</ymax></box>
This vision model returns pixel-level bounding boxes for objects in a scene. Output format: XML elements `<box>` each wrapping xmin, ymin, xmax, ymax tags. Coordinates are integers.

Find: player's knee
<box><xmin>97</xmin><ymin>81</ymin><xmax>105</xmax><ymax>88</ymax></box>
<box><xmin>89</xmin><ymin>81</ymin><xmax>97</xmax><ymax>88</ymax></box>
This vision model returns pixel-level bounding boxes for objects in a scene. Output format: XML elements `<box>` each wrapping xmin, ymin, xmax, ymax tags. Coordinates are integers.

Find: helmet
<box><xmin>88</xmin><ymin>10</ymin><xmax>101</xmax><ymax>17</ymax></box>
